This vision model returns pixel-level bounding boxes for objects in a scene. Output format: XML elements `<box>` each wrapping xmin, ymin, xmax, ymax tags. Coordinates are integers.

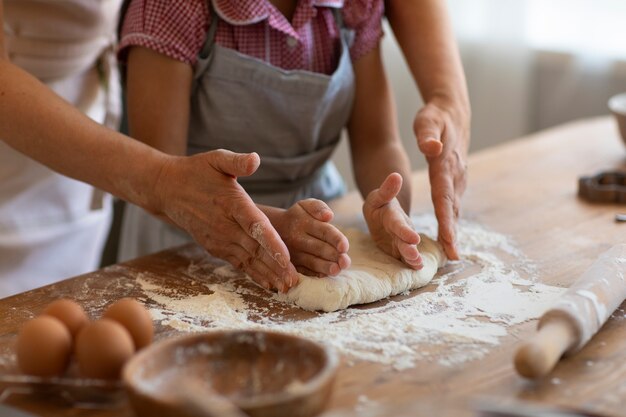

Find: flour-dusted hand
<box><xmin>152</xmin><ymin>149</ymin><xmax>298</xmax><ymax>292</ymax></box>
<box><xmin>262</xmin><ymin>199</ymin><xmax>351</xmax><ymax>277</ymax></box>
<box><xmin>414</xmin><ymin>99</ymin><xmax>469</xmax><ymax>260</ymax></box>
<box><xmin>363</xmin><ymin>173</ymin><xmax>423</xmax><ymax>269</ymax></box>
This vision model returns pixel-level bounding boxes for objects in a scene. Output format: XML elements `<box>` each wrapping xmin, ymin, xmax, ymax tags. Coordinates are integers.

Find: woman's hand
<box><xmin>413</xmin><ymin>98</ymin><xmax>469</xmax><ymax>260</ymax></box>
<box><xmin>153</xmin><ymin>149</ymin><xmax>299</xmax><ymax>292</ymax></box>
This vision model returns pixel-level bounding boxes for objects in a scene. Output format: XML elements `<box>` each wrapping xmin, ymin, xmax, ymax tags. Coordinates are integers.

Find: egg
<box><xmin>75</xmin><ymin>319</ymin><xmax>135</xmax><ymax>379</ymax></box>
<box><xmin>103</xmin><ymin>298</ymin><xmax>153</xmax><ymax>350</ymax></box>
<box><xmin>16</xmin><ymin>315</ymin><xmax>72</xmax><ymax>377</ymax></box>
<box><xmin>42</xmin><ymin>299</ymin><xmax>89</xmax><ymax>337</ymax></box>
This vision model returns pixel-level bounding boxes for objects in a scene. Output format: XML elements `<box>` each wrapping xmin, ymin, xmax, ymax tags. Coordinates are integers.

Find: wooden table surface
<box><xmin>1</xmin><ymin>117</ymin><xmax>625</xmax><ymax>417</ymax></box>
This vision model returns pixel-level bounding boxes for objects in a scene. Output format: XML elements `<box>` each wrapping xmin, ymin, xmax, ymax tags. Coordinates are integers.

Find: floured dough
<box><xmin>276</xmin><ymin>228</ymin><xmax>446</xmax><ymax>312</ymax></box>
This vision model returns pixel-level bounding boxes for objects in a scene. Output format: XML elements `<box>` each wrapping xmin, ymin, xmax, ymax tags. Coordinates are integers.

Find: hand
<box><xmin>363</xmin><ymin>173</ymin><xmax>423</xmax><ymax>269</ymax></box>
<box><xmin>413</xmin><ymin>98</ymin><xmax>469</xmax><ymax>260</ymax></box>
<box><xmin>152</xmin><ymin>149</ymin><xmax>298</xmax><ymax>292</ymax></box>
<box><xmin>266</xmin><ymin>199</ymin><xmax>351</xmax><ymax>277</ymax></box>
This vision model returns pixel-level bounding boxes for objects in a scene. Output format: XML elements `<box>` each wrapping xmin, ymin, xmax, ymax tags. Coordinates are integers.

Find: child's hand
<box><xmin>363</xmin><ymin>173</ymin><xmax>423</xmax><ymax>269</ymax></box>
<box><xmin>269</xmin><ymin>199</ymin><xmax>351</xmax><ymax>277</ymax></box>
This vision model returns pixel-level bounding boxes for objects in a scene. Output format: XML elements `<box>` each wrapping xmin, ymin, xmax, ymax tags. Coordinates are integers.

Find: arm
<box><xmin>0</xmin><ymin>54</ymin><xmax>162</xmax><ymax>210</ymax></box>
<box><xmin>386</xmin><ymin>0</ymin><xmax>470</xmax><ymax>260</ymax></box>
<box><xmin>348</xmin><ymin>45</ymin><xmax>423</xmax><ymax>269</ymax></box>
<box><xmin>126</xmin><ymin>47</ymin><xmax>190</xmax><ymax>156</ymax></box>
<box><xmin>0</xmin><ymin>4</ymin><xmax>296</xmax><ymax>289</ymax></box>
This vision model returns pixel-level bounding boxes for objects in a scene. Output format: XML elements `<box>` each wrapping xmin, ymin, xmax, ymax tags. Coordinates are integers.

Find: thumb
<box><xmin>414</xmin><ymin>110</ymin><xmax>443</xmax><ymax>158</ymax></box>
<box><xmin>208</xmin><ymin>149</ymin><xmax>260</xmax><ymax>178</ymax></box>
<box><xmin>366</xmin><ymin>173</ymin><xmax>402</xmax><ymax>209</ymax></box>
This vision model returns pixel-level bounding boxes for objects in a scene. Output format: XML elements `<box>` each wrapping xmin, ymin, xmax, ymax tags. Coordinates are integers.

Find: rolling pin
<box><xmin>514</xmin><ymin>244</ymin><xmax>626</xmax><ymax>379</ymax></box>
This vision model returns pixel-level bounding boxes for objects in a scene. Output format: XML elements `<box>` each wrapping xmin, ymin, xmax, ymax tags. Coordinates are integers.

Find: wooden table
<box><xmin>1</xmin><ymin>117</ymin><xmax>625</xmax><ymax>417</ymax></box>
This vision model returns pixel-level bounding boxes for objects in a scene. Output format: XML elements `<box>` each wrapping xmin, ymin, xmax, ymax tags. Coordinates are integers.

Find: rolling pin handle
<box><xmin>514</xmin><ymin>315</ymin><xmax>578</xmax><ymax>379</ymax></box>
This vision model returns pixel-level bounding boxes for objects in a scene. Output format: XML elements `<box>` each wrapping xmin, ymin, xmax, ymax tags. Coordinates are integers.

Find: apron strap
<box><xmin>332</xmin><ymin>8</ymin><xmax>355</xmax><ymax>48</ymax></box>
<box><xmin>331</xmin><ymin>8</ymin><xmax>345</xmax><ymax>30</ymax></box>
<box><xmin>193</xmin><ymin>0</ymin><xmax>220</xmax><ymax>80</ymax></box>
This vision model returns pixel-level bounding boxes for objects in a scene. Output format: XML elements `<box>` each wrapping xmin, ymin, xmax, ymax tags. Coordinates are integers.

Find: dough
<box><xmin>276</xmin><ymin>228</ymin><xmax>446</xmax><ymax>312</ymax></box>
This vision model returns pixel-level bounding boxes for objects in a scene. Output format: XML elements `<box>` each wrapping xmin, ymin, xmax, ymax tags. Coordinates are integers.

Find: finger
<box><xmin>414</xmin><ymin>110</ymin><xmax>444</xmax><ymax>158</ymax></box>
<box><xmin>366</xmin><ymin>173</ymin><xmax>403</xmax><ymax>210</ymax></box>
<box><xmin>382</xmin><ymin>206</ymin><xmax>420</xmax><ymax>244</ymax></box>
<box><xmin>291</xmin><ymin>233</ymin><xmax>346</xmax><ymax>263</ymax></box>
<box><xmin>296</xmin><ymin>266</ymin><xmax>324</xmax><ymax>278</ymax></box>
<box><xmin>395</xmin><ymin>240</ymin><xmax>423</xmax><ymax>270</ymax></box>
<box><xmin>225</xmin><ymin>244</ymin><xmax>284</xmax><ymax>289</ymax></box>
<box><xmin>291</xmin><ymin>252</ymin><xmax>342</xmax><ymax>277</ymax></box>
<box><xmin>431</xmin><ymin>175</ymin><xmax>459</xmax><ymax>260</ymax></box>
<box><xmin>223</xmin><ymin>254</ymin><xmax>275</xmax><ymax>291</ymax></box>
<box><xmin>296</xmin><ymin>253</ymin><xmax>352</xmax><ymax>277</ymax></box>
<box><xmin>306</xmin><ymin>223</ymin><xmax>350</xmax><ymax>253</ymax></box>
<box><xmin>231</xmin><ymin>235</ymin><xmax>297</xmax><ymax>289</ymax></box>
<box><xmin>232</xmin><ymin>200</ymin><xmax>292</xmax><ymax>269</ymax></box>
<box><xmin>297</xmin><ymin>199</ymin><xmax>334</xmax><ymax>222</ymax></box>
<box><xmin>337</xmin><ymin>253</ymin><xmax>351</xmax><ymax>270</ymax></box>
<box><xmin>438</xmin><ymin>220</ymin><xmax>459</xmax><ymax>260</ymax></box>
<box><xmin>208</xmin><ymin>149</ymin><xmax>260</xmax><ymax>178</ymax></box>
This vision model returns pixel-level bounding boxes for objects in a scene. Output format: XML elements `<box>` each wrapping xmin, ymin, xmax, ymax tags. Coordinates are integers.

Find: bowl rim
<box><xmin>122</xmin><ymin>329</ymin><xmax>339</xmax><ymax>410</ymax></box>
<box><xmin>608</xmin><ymin>92</ymin><xmax>626</xmax><ymax>115</ymax></box>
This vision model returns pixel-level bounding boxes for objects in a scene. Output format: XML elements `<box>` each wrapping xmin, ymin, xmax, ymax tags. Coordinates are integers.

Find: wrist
<box><xmin>427</xmin><ymin>92</ymin><xmax>471</xmax><ymax>125</ymax></box>
<box><xmin>124</xmin><ymin>148</ymin><xmax>175</xmax><ymax>217</ymax></box>
<box><xmin>425</xmin><ymin>93</ymin><xmax>471</xmax><ymax>155</ymax></box>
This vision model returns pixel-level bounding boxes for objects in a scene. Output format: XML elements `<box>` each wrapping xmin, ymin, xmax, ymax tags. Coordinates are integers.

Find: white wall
<box><xmin>333</xmin><ymin>3</ymin><xmax>626</xmax><ymax>192</ymax></box>
<box><xmin>332</xmin><ymin>20</ymin><xmax>522</xmax><ymax>192</ymax></box>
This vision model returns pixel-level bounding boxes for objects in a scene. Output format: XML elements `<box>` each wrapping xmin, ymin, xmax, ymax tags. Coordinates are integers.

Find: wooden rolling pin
<box><xmin>515</xmin><ymin>244</ymin><xmax>626</xmax><ymax>379</ymax></box>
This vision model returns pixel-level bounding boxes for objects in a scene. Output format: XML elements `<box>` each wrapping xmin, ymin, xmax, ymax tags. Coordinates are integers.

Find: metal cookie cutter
<box><xmin>578</xmin><ymin>171</ymin><xmax>626</xmax><ymax>204</ymax></box>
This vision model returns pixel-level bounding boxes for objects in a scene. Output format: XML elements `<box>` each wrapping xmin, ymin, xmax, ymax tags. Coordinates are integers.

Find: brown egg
<box><xmin>42</xmin><ymin>299</ymin><xmax>89</xmax><ymax>337</ymax></box>
<box><xmin>103</xmin><ymin>298</ymin><xmax>153</xmax><ymax>350</ymax></box>
<box><xmin>16</xmin><ymin>316</ymin><xmax>72</xmax><ymax>377</ymax></box>
<box><xmin>75</xmin><ymin>319</ymin><xmax>135</xmax><ymax>379</ymax></box>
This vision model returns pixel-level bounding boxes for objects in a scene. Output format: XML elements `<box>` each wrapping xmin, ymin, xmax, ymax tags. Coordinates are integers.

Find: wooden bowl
<box><xmin>123</xmin><ymin>330</ymin><xmax>338</xmax><ymax>417</ymax></box>
<box><xmin>609</xmin><ymin>93</ymin><xmax>626</xmax><ymax>149</ymax></box>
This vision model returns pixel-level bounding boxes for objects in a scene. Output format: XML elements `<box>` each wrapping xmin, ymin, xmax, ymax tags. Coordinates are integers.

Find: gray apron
<box><xmin>119</xmin><ymin>5</ymin><xmax>355</xmax><ymax>260</ymax></box>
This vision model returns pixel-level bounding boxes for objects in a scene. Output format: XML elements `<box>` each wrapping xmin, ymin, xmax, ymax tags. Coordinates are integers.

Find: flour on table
<box><xmin>277</xmin><ymin>229</ymin><xmax>446</xmax><ymax>312</ymax></box>
<box><xmin>134</xmin><ymin>214</ymin><xmax>565</xmax><ymax>370</ymax></box>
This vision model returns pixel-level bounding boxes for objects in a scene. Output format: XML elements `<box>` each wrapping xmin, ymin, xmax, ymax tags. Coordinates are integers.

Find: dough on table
<box><xmin>276</xmin><ymin>228</ymin><xmax>446</xmax><ymax>312</ymax></box>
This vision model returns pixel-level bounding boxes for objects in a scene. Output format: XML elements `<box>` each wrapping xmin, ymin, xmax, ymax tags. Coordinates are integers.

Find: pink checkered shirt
<box><xmin>119</xmin><ymin>0</ymin><xmax>384</xmax><ymax>74</ymax></box>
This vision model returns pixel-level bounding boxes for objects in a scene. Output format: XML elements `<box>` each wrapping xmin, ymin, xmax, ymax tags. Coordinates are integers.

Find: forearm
<box><xmin>386</xmin><ymin>0</ymin><xmax>470</xmax><ymax>117</ymax></box>
<box><xmin>0</xmin><ymin>59</ymin><xmax>166</xmax><ymax>212</ymax></box>
<box><xmin>352</xmin><ymin>140</ymin><xmax>412</xmax><ymax>212</ymax></box>
<box><xmin>348</xmin><ymin>47</ymin><xmax>412</xmax><ymax>213</ymax></box>
<box><xmin>349</xmin><ymin>88</ymin><xmax>413</xmax><ymax>211</ymax></box>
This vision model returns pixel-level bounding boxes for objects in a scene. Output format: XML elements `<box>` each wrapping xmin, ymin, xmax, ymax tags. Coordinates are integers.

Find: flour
<box><xmin>136</xmin><ymin>214</ymin><xmax>565</xmax><ymax>370</ymax></box>
<box><xmin>356</xmin><ymin>395</ymin><xmax>379</xmax><ymax>413</ymax></box>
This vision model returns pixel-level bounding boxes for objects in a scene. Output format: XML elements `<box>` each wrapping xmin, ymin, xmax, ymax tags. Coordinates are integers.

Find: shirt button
<box><xmin>286</xmin><ymin>37</ymin><xmax>298</xmax><ymax>48</ymax></box>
